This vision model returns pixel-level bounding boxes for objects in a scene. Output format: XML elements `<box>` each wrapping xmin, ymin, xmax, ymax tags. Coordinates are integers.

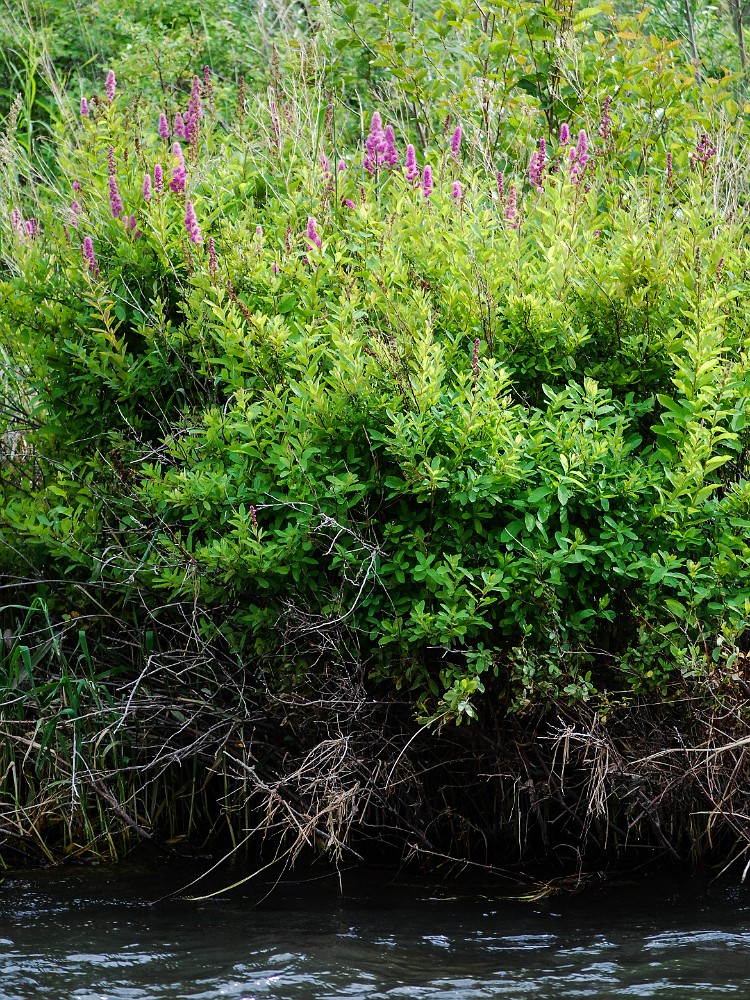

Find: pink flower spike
<box><xmin>70</xmin><ymin>200</ymin><xmax>82</xmax><ymax>227</ymax></box>
<box><xmin>10</xmin><ymin>207</ymin><xmax>22</xmax><ymax>233</ymax></box>
<box><xmin>450</xmin><ymin>125</ymin><xmax>462</xmax><ymax>159</ymax></box>
<box><xmin>80</xmin><ymin>97</ymin><xmax>89</xmax><ymax>117</ymax></box>
<box><xmin>422</xmin><ymin>164</ymin><xmax>433</xmax><ymax>199</ymax></box>
<box><xmin>24</xmin><ymin>219</ymin><xmax>37</xmax><ymax>238</ymax></box>
<box><xmin>452</xmin><ymin>180</ymin><xmax>463</xmax><ymax>202</ymax></box>
<box><xmin>384</xmin><ymin>124</ymin><xmax>398</xmax><ymax>168</ymax></box>
<box><xmin>338</xmin><ymin>158</ymin><xmax>346</xmax><ymax>172</ymax></box>
<box><xmin>405</xmin><ymin>143</ymin><xmax>419</xmax><ymax>183</ymax></box>
<box><xmin>154</xmin><ymin>163</ymin><xmax>164</xmax><ymax>194</ymax></box>
<box><xmin>497</xmin><ymin>171</ymin><xmax>504</xmax><ymax>200</ymax></box>
<box><xmin>73</xmin><ymin>180</ymin><xmax>81</xmax><ymax>192</ymax></box>
<box><xmin>105</xmin><ymin>70</ymin><xmax>116</xmax><ymax>103</ymax></box>
<box><xmin>174</xmin><ymin>113</ymin><xmax>186</xmax><ymax>140</ymax></box>
<box><xmin>82</xmin><ymin>236</ymin><xmax>99</xmax><ymax>276</ymax></box>
<box><xmin>343</xmin><ymin>198</ymin><xmax>356</xmax><ymax>209</ymax></box>
<box><xmin>365</xmin><ymin>111</ymin><xmax>387</xmax><ymax>174</ymax></box>
<box><xmin>143</xmin><ymin>174</ymin><xmax>152</xmax><ymax>201</ymax></box>
<box><xmin>184</xmin><ymin>200</ymin><xmax>202</xmax><ymax>244</ymax></box>
<box><xmin>109</xmin><ymin>174</ymin><xmax>123</xmax><ymax>218</ymax></box>
<box><xmin>306</xmin><ymin>216</ymin><xmax>322</xmax><ymax>250</ymax></box>
<box><xmin>505</xmin><ymin>184</ymin><xmax>518</xmax><ymax>227</ymax></box>
<box><xmin>256</xmin><ymin>225</ymin><xmax>263</xmax><ymax>240</ymax></box>
<box><xmin>158</xmin><ymin>113</ymin><xmax>170</xmax><ymax>140</ymax></box>
<box><xmin>170</xmin><ymin>143</ymin><xmax>186</xmax><ymax>194</ymax></box>
<box><xmin>560</xmin><ymin>123</ymin><xmax>570</xmax><ymax>145</ymax></box>
<box><xmin>320</xmin><ymin>153</ymin><xmax>331</xmax><ymax>177</ymax></box>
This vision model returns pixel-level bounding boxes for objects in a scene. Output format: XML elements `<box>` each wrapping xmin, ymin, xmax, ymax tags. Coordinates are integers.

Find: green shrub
<box><xmin>2</xmin><ymin>1</ymin><xmax>750</xmax><ymax>729</ymax></box>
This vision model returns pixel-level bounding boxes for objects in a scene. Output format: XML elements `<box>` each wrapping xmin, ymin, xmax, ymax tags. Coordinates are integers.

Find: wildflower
<box><xmin>505</xmin><ymin>184</ymin><xmax>518</xmax><ymax>227</ymax></box>
<box><xmin>343</xmin><ymin>198</ymin><xmax>356</xmax><ymax>209</ymax></box>
<box><xmin>70</xmin><ymin>200</ymin><xmax>82</xmax><ymax>226</ymax></box>
<box><xmin>105</xmin><ymin>69</ymin><xmax>116</xmax><ymax>103</ymax></box>
<box><xmin>174</xmin><ymin>113</ymin><xmax>186</xmax><ymax>140</ymax></box>
<box><xmin>73</xmin><ymin>180</ymin><xmax>81</xmax><ymax>192</ymax></box>
<box><xmin>170</xmin><ymin>142</ymin><xmax>186</xmax><ymax>194</ymax></box>
<box><xmin>10</xmin><ymin>207</ymin><xmax>23</xmax><ymax>233</ymax></box>
<box><xmin>471</xmin><ymin>337</ymin><xmax>480</xmax><ymax>383</ymax></box>
<box><xmin>82</xmin><ymin>236</ymin><xmax>99</xmax><ymax>276</ymax></box>
<box><xmin>452</xmin><ymin>179</ymin><xmax>463</xmax><ymax>203</ymax></box>
<box><xmin>569</xmin><ymin>129</ymin><xmax>589</xmax><ymax>184</ymax></box>
<box><xmin>250</xmin><ymin>505</ymin><xmax>258</xmax><ymax>529</ymax></box>
<box><xmin>497</xmin><ymin>171</ymin><xmax>504</xmax><ymax>200</ymax></box>
<box><xmin>690</xmin><ymin>133</ymin><xmax>716</xmax><ymax>173</ymax></box>
<box><xmin>666</xmin><ymin>151</ymin><xmax>673</xmax><ymax>189</ymax></box>
<box><xmin>560</xmin><ymin>122</ymin><xmax>570</xmax><ymax>145</ymax></box>
<box><xmin>158</xmin><ymin>113</ymin><xmax>170</xmax><ymax>140</ymax></box>
<box><xmin>422</xmin><ymin>164</ymin><xmax>433</xmax><ymax>199</ymax></box>
<box><xmin>405</xmin><ymin>143</ymin><xmax>419</xmax><ymax>183</ymax></box>
<box><xmin>184</xmin><ymin>200</ymin><xmax>202</xmax><ymax>243</ymax></box>
<box><xmin>127</xmin><ymin>214</ymin><xmax>141</xmax><ymax>238</ymax></box>
<box><xmin>320</xmin><ymin>153</ymin><xmax>331</xmax><ymax>178</ymax></box>
<box><xmin>24</xmin><ymin>219</ymin><xmax>37</xmax><ymax>238</ymax></box>
<box><xmin>189</xmin><ymin>75</ymin><xmax>203</xmax><ymax>120</ymax></box>
<box><xmin>107</xmin><ymin>144</ymin><xmax>117</xmax><ymax>176</ymax></box>
<box><xmin>185</xmin><ymin>75</ymin><xmax>203</xmax><ymax>143</ymax></box>
<box><xmin>384</xmin><ymin>124</ymin><xmax>398</xmax><ymax>168</ymax></box>
<box><xmin>208</xmin><ymin>236</ymin><xmax>218</xmax><ymax>277</ymax></box>
<box><xmin>450</xmin><ymin>125</ymin><xmax>462</xmax><ymax>159</ymax></box>
<box><xmin>109</xmin><ymin>174</ymin><xmax>123</xmax><ymax>218</ymax></box>
<box><xmin>143</xmin><ymin>174</ymin><xmax>152</xmax><ymax>201</ymax></box>
<box><xmin>80</xmin><ymin>97</ymin><xmax>90</xmax><ymax>117</ymax></box>
<box><xmin>154</xmin><ymin>163</ymin><xmax>164</xmax><ymax>194</ymax></box>
<box><xmin>528</xmin><ymin>137</ymin><xmax>546</xmax><ymax>191</ymax></box>
<box><xmin>338</xmin><ymin>159</ymin><xmax>346</xmax><ymax>172</ymax></box>
<box><xmin>306</xmin><ymin>216</ymin><xmax>321</xmax><ymax>250</ymax></box>
<box><xmin>272</xmin><ymin>263</ymin><xmax>280</xmax><ymax>274</ymax></box>
<box><xmin>598</xmin><ymin>95</ymin><xmax>612</xmax><ymax>143</ymax></box>
<box><xmin>365</xmin><ymin>111</ymin><xmax>386</xmax><ymax>174</ymax></box>
<box><xmin>256</xmin><ymin>224</ymin><xmax>263</xmax><ymax>243</ymax></box>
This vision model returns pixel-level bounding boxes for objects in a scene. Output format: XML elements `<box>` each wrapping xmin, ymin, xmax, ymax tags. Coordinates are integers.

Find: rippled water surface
<box><xmin>2</xmin><ymin>860</ymin><xmax>750</xmax><ymax>998</ymax></box>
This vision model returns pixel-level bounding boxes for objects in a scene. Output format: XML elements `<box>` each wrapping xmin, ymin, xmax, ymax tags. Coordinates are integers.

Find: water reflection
<box><xmin>1</xmin><ymin>863</ymin><xmax>750</xmax><ymax>998</ymax></box>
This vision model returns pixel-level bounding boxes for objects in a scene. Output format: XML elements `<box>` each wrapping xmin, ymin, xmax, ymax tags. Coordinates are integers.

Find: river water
<box><xmin>2</xmin><ymin>860</ymin><xmax>750</xmax><ymax>998</ymax></box>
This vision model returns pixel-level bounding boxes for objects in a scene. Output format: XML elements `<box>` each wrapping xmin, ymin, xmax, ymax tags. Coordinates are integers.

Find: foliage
<box><xmin>2</xmin><ymin>0</ymin><xmax>750</xmax><ymax>744</ymax></box>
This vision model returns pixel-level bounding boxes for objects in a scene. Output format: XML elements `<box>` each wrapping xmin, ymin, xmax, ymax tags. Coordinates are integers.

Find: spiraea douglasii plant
<box><xmin>2</xmin><ymin>0</ymin><xmax>750</xmax><ymax>866</ymax></box>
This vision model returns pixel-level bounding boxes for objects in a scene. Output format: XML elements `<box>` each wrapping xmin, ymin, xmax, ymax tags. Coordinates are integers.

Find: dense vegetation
<box><xmin>2</xmin><ymin>0</ymin><xmax>750</xmax><ymax>870</ymax></box>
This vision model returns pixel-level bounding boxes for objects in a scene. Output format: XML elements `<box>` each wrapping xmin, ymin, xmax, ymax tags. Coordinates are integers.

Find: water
<box><xmin>2</xmin><ymin>860</ymin><xmax>750</xmax><ymax>998</ymax></box>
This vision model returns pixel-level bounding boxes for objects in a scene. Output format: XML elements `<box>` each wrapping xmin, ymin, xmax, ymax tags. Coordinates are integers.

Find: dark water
<box><xmin>2</xmin><ymin>859</ymin><xmax>750</xmax><ymax>998</ymax></box>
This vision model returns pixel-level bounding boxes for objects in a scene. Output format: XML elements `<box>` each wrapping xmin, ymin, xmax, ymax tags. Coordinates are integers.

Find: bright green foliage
<box><xmin>2</xmin><ymin>1</ymin><xmax>750</xmax><ymax>730</ymax></box>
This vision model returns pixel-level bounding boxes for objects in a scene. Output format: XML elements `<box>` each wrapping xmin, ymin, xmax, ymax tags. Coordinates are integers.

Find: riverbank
<box><xmin>3</xmin><ymin>0</ymin><xmax>750</xmax><ymax>874</ymax></box>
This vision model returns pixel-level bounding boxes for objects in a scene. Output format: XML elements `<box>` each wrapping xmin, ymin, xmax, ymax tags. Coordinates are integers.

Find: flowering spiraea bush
<box><xmin>3</xmin><ymin>5</ymin><xmax>750</xmax><ymax>728</ymax></box>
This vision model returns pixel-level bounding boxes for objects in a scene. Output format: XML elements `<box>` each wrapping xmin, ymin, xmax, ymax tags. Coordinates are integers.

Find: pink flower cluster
<box><xmin>365</xmin><ymin>112</ymin><xmax>398</xmax><ymax>174</ymax></box>
<box><xmin>108</xmin><ymin>145</ymin><xmax>123</xmax><ymax>218</ymax></box>
<box><xmin>184</xmin><ymin>200</ymin><xmax>202</xmax><ymax>243</ymax></box>
<box><xmin>170</xmin><ymin>142</ymin><xmax>186</xmax><ymax>194</ymax></box>
<box><xmin>568</xmin><ymin>130</ymin><xmax>589</xmax><ymax>184</ymax></box>
<box><xmin>528</xmin><ymin>137</ymin><xmax>546</xmax><ymax>191</ymax></box>
<box><xmin>690</xmin><ymin>133</ymin><xmax>716</xmax><ymax>173</ymax></box>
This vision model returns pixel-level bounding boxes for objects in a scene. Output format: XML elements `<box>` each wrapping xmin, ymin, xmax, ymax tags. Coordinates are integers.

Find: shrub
<box><xmin>2</xmin><ymin>1</ymin><xmax>750</xmax><ymax>732</ymax></box>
